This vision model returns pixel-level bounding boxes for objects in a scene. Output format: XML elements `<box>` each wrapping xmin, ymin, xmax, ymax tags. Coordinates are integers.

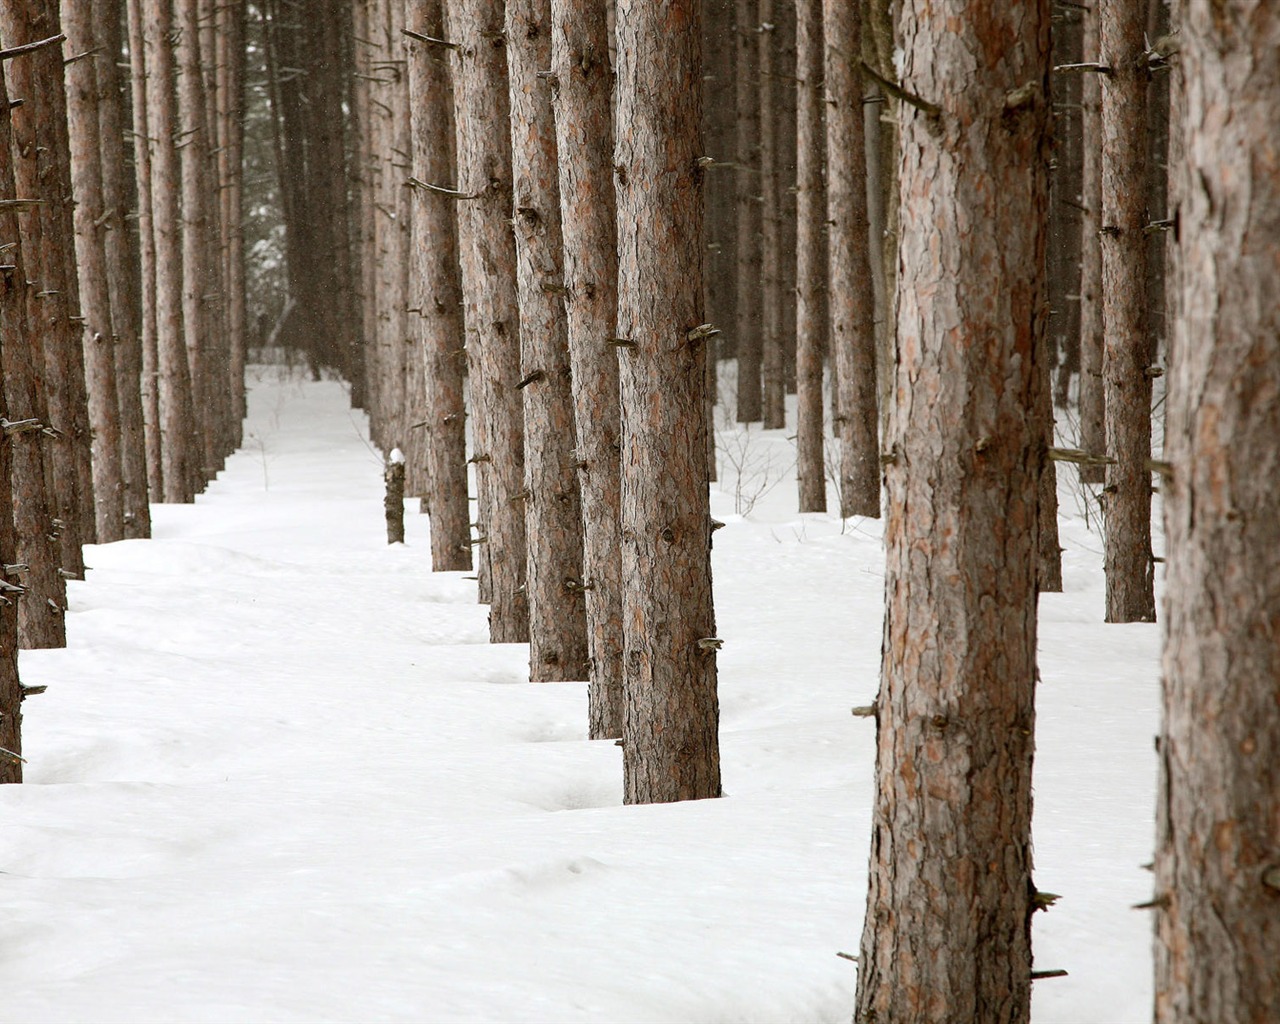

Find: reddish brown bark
<box><xmin>1155</xmin><ymin>7</ymin><xmax>1280</xmax><ymax>1022</ymax></box>
<box><xmin>1078</xmin><ymin>6</ymin><xmax>1106</xmax><ymax>483</ymax></box>
<box><xmin>550</xmin><ymin>0</ymin><xmax>625</xmax><ymax>737</ymax></box>
<box><xmin>448</xmin><ymin>0</ymin><xmax>529</xmax><ymax>643</ymax></box>
<box><xmin>1100</xmin><ymin>0</ymin><xmax>1156</xmax><ymax>623</ymax></box>
<box><xmin>63</xmin><ymin>0</ymin><xmax>125</xmax><ymax>538</ymax></box>
<box><xmin>505</xmin><ymin>0</ymin><xmax>588</xmax><ymax>681</ymax></box>
<box><xmin>794</xmin><ymin>0</ymin><xmax>826</xmax><ymax>513</ymax></box>
<box><xmin>734</xmin><ymin>0</ymin><xmax>762</xmax><ymax>424</ymax></box>
<box><xmin>758</xmin><ymin>0</ymin><xmax>784</xmax><ymax>430</ymax></box>
<box><xmin>823</xmin><ymin>0</ymin><xmax>878</xmax><ymax>519</ymax></box>
<box><xmin>614</xmin><ymin>0</ymin><xmax>720</xmax><ymax>805</ymax></box>
<box><xmin>407</xmin><ymin>0</ymin><xmax>470</xmax><ymax>573</ymax></box>
<box><xmin>854</xmin><ymin>0</ymin><xmax>1050</xmax><ymax>1019</ymax></box>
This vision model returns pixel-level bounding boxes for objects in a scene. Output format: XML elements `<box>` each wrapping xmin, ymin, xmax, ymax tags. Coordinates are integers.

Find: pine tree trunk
<box><xmin>824</xmin><ymin>0</ymin><xmax>878</xmax><ymax>519</ymax></box>
<box><xmin>758</xmin><ymin>0</ymin><xmax>784</xmax><ymax>430</ymax></box>
<box><xmin>865</xmin><ymin>0</ymin><xmax>898</xmax><ymax>442</ymax></box>
<box><xmin>550</xmin><ymin>0</ymin><xmax>625</xmax><ymax>738</ymax></box>
<box><xmin>63</xmin><ymin>0</ymin><xmax>126</xmax><ymax>539</ymax></box>
<box><xmin>794</xmin><ymin>0</ymin><xmax>826</xmax><ymax>513</ymax></box>
<box><xmin>1049</xmin><ymin>8</ymin><xmax>1084</xmax><ymax>407</ymax></box>
<box><xmin>406</xmin><ymin>0</ymin><xmax>471</xmax><ymax>573</ymax></box>
<box><xmin>1</xmin><ymin>0</ymin><xmax>94</xmax><ymax>572</ymax></box>
<box><xmin>448</xmin><ymin>0</ymin><xmax>529</xmax><ymax>643</ymax></box>
<box><xmin>854</xmin><ymin>0</ymin><xmax>1049</xmax><ymax>1019</ymax></box>
<box><xmin>0</xmin><ymin>67</ymin><xmax>30</xmax><ymax>780</ymax></box>
<box><xmin>1100</xmin><ymin>0</ymin><xmax>1156</xmax><ymax>623</ymax></box>
<box><xmin>505</xmin><ymin>0</ymin><xmax>589</xmax><ymax>681</ymax></box>
<box><xmin>1077</xmin><ymin>5</ymin><xmax>1106</xmax><ymax>483</ymax></box>
<box><xmin>144</xmin><ymin>0</ymin><xmax>198</xmax><ymax>503</ymax></box>
<box><xmin>127</xmin><ymin>0</ymin><xmax>163</xmax><ymax>502</ymax></box>
<box><xmin>219</xmin><ymin>0</ymin><xmax>248</xmax><ymax>443</ymax></box>
<box><xmin>1155</xmin><ymin>7</ymin><xmax>1280</xmax><ymax>1021</ymax></box>
<box><xmin>0</xmin><ymin>40</ymin><xmax>66</xmax><ymax>650</ymax></box>
<box><xmin>734</xmin><ymin>0</ymin><xmax>762</xmax><ymax>424</ymax></box>
<box><xmin>614</xmin><ymin>0</ymin><xmax>721</xmax><ymax>805</ymax></box>
<box><xmin>775</xmin><ymin>1</ymin><xmax>797</xmax><ymax>400</ymax></box>
<box><xmin>95</xmin><ymin>0</ymin><xmax>152</xmax><ymax>539</ymax></box>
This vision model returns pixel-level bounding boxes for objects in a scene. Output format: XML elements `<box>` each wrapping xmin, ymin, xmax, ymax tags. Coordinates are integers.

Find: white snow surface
<box><xmin>1</xmin><ymin>367</ymin><xmax>1160</xmax><ymax>1023</ymax></box>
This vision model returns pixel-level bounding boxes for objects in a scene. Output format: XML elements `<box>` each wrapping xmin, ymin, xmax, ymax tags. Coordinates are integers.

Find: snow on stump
<box><xmin>385</xmin><ymin>448</ymin><xmax>406</xmax><ymax>545</ymax></box>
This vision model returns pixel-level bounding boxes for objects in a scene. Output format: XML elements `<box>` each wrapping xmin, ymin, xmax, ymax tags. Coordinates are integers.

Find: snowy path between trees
<box><xmin>3</xmin><ymin>368</ymin><xmax>1160</xmax><ymax>1023</ymax></box>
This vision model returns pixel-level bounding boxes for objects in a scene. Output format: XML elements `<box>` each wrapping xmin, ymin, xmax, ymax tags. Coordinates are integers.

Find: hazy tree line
<box><xmin>1</xmin><ymin>0</ymin><xmax>1275</xmax><ymax>1020</ymax></box>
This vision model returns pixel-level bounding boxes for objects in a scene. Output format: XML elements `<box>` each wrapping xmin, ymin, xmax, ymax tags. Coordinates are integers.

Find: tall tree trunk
<box><xmin>758</xmin><ymin>0</ymin><xmax>784</xmax><ymax>430</ymax></box>
<box><xmin>854</xmin><ymin>1</ymin><xmax>1049</xmax><ymax>1020</ymax></box>
<box><xmin>864</xmin><ymin>0</ymin><xmax>898</xmax><ymax>441</ymax></box>
<box><xmin>406</xmin><ymin>0</ymin><xmax>470</xmax><ymax>573</ymax></box>
<box><xmin>144</xmin><ymin>0</ymin><xmax>198</xmax><ymax>503</ymax></box>
<box><xmin>1100</xmin><ymin>0</ymin><xmax>1156</xmax><ymax>623</ymax></box>
<box><xmin>550</xmin><ymin>0</ymin><xmax>625</xmax><ymax>738</ymax></box>
<box><xmin>1050</xmin><ymin>8</ymin><xmax>1084</xmax><ymax>407</ymax></box>
<box><xmin>1155</xmin><ymin>7</ymin><xmax>1280</xmax><ymax>1022</ymax></box>
<box><xmin>1</xmin><ymin>0</ymin><xmax>93</xmax><ymax>573</ymax></box>
<box><xmin>775</xmin><ymin>0</ymin><xmax>797</xmax><ymax>399</ymax></box>
<box><xmin>734</xmin><ymin>0</ymin><xmax>762</xmax><ymax>423</ymax></box>
<box><xmin>448</xmin><ymin>0</ymin><xmax>529</xmax><ymax>643</ymax></box>
<box><xmin>0</xmin><ymin>38</ymin><xmax>66</xmax><ymax>650</ymax></box>
<box><xmin>63</xmin><ymin>0</ymin><xmax>126</xmax><ymax>539</ymax></box>
<box><xmin>794</xmin><ymin>0</ymin><xmax>826</xmax><ymax>513</ymax></box>
<box><xmin>96</xmin><ymin>0</ymin><xmax>152</xmax><ymax>539</ymax></box>
<box><xmin>614</xmin><ymin>0</ymin><xmax>721</xmax><ymax>805</ymax></box>
<box><xmin>824</xmin><ymin>0</ymin><xmax>878</xmax><ymax>519</ymax></box>
<box><xmin>505</xmin><ymin>0</ymin><xmax>589</xmax><ymax>682</ymax></box>
<box><xmin>218</xmin><ymin>0</ymin><xmax>248</xmax><ymax>443</ymax></box>
<box><xmin>1077</xmin><ymin>5</ymin><xmax>1106</xmax><ymax>483</ymax></box>
<box><xmin>0</xmin><ymin>63</ymin><xmax>30</xmax><ymax>780</ymax></box>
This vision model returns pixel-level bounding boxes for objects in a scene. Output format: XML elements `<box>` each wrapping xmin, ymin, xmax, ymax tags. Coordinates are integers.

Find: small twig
<box><xmin>1031</xmin><ymin>969</ymin><xmax>1069</xmax><ymax>980</ymax></box>
<box><xmin>1054</xmin><ymin>62</ymin><xmax>1112</xmax><ymax>74</ymax></box>
<box><xmin>0</xmin><ymin>199</ymin><xmax>46</xmax><ymax>213</ymax></box>
<box><xmin>402</xmin><ymin>28</ymin><xmax>458</xmax><ymax>50</ymax></box>
<box><xmin>836</xmin><ymin>952</ymin><xmax>859</xmax><ymax>963</ymax></box>
<box><xmin>0</xmin><ymin>33</ymin><xmax>65</xmax><ymax>62</ymax></box>
<box><xmin>406</xmin><ymin>175</ymin><xmax>480</xmax><ymax>200</ymax></box>
<box><xmin>858</xmin><ymin>61</ymin><xmax>942</xmax><ymax>121</ymax></box>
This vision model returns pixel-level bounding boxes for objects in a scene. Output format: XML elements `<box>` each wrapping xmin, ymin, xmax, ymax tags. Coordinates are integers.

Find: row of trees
<box><xmin>0</xmin><ymin>0</ymin><xmax>249</xmax><ymax>782</ymax></box>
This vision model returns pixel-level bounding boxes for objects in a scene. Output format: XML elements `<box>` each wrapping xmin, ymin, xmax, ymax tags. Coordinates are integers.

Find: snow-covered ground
<box><xmin>1</xmin><ymin>367</ymin><xmax>1160</xmax><ymax>1023</ymax></box>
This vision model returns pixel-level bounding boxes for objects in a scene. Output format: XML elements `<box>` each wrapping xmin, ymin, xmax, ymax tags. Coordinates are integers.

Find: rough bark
<box><xmin>505</xmin><ymin>0</ymin><xmax>588</xmax><ymax>681</ymax></box>
<box><xmin>406</xmin><ymin>0</ymin><xmax>470</xmax><ymax>573</ymax></box>
<box><xmin>1100</xmin><ymin>0</ymin><xmax>1156</xmax><ymax>623</ymax></box>
<box><xmin>775</xmin><ymin>0</ymin><xmax>797</xmax><ymax>400</ymax></box>
<box><xmin>824</xmin><ymin>0</ymin><xmax>879</xmax><ymax>519</ymax></box>
<box><xmin>1050</xmin><ymin>8</ymin><xmax>1084</xmax><ymax>407</ymax></box>
<box><xmin>550</xmin><ymin>0</ymin><xmax>625</xmax><ymax>737</ymax></box>
<box><xmin>0</xmin><ymin>45</ymin><xmax>65</xmax><ymax>650</ymax></box>
<box><xmin>1154</xmin><ymin>6</ymin><xmax>1280</xmax><ymax>1022</ymax></box>
<box><xmin>1</xmin><ymin>0</ymin><xmax>93</xmax><ymax>573</ymax></box>
<box><xmin>758</xmin><ymin>0</ymin><xmax>784</xmax><ymax>430</ymax></box>
<box><xmin>854</xmin><ymin>0</ymin><xmax>1049</xmax><ymax>1020</ymax></box>
<box><xmin>1078</xmin><ymin>5</ymin><xmax>1106</xmax><ymax>483</ymax></box>
<box><xmin>614</xmin><ymin>0</ymin><xmax>720</xmax><ymax>805</ymax></box>
<box><xmin>794</xmin><ymin>0</ymin><xmax>826</xmax><ymax>513</ymax></box>
<box><xmin>218</xmin><ymin>0</ymin><xmax>248</xmax><ymax>443</ymax></box>
<box><xmin>95</xmin><ymin>0</ymin><xmax>152</xmax><ymax>539</ymax></box>
<box><xmin>448</xmin><ymin>0</ymin><xmax>529</xmax><ymax>643</ymax></box>
<box><xmin>734</xmin><ymin>0</ymin><xmax>762</xmax><ymax>423</ymax></box>
<box><xmin>865</xmin><ymin>0</ymin><xmax>898</xmax><ymax>441</ymax></box>
<box><xmin>127</xmin><ymin>0</ymin><xmax>162</xmax><ymax>501</ymax></box>
<box><xmin>63</xmin><ymin>0</ymin><xmax>126</xmax><ymax>539</ymax></box>
<box><xmin>0</xmin><ymin>67</ymin><xmax>29</xmax><ymax>779</ymax></box>
<box><xmin>144</xmin><ymin>0</ymin><xmax>198</xmax><ymax>503</ymax></box>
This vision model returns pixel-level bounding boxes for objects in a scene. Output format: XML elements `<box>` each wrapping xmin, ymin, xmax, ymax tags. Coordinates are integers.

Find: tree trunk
<box><xmin>734</xmin><ymin>0</ymin><xmax>762</xmax><ymax>424</ymax></box>
<box><xmin>0</xmin><ymin>40</ymin><xmax>66</xmax><ymax>650</ymax></box>
<box><xmin>794</xmin><ymin>0</ymin><xmax>826</xmax><ymax>513</ymax></box>
<box><xmin>854</xmin><ymin>1</ymin><xmax>1049</xmax><ymax>1020</ymax></box>
<box><xmin>758</xmin><ymin>0</ymin><xmax>784</xmax><ymax>430</ymax></box>
<box><xmin>1050</xmin><ymin>8</ymin><xmax>1084</xmax><ymax>408</ymax></box>
<box><xmin>448</xmin><ymin>0</ymin><xmax>529</xmax><ymax>643</ymax></box>
<box><xmin>824</xmin><ymin>0</ymin><xmax>878</xmax><ymax>519</ymax></box>
<box><xmin>96</xmin><ymin>0</ymin><xmax>152</xmax><ymax>539</ymax></box>
<box><xmin>218</xmin><ymin>0</ymin><xmax>248</xmax><ymax>443</ymax></box>
<box><xmin>0</xmin><ymin>65</ymin><xmax>30</xmax><ymax>779</ymax></box>
<box><xmin>775</xmin><ymin>0</ymin><xmax>797</xmax><ymax>400</ymax></box>
<box><xmin>1</xmin><ymin>0</ymin><xmax>94</xmax><ymax>574</ymax></box>
<box><xmin>1077</xmin><ymin>5</ymin><xmax>1106</xmax><ymax>483</ymax></box>
<box><xmin>1155</xmin><ymin>7</ymin><xmax>1280</xmax><ymax>1021</ymax></box>
<box><xmin>143</xmin><ymin>0</ymin><xmax>198</xmax><ymax>503</ymax></box>
<box><xmin>614</xmin><ymin>0</ymin><xmax>721</xmax><ymax>805</ymax></box>
<box><xmin>406</xmin><ymin>0</ymin><xmax>471</xmax><ymax>573</ymax></box>
<box><xmin>1100</xmin><ymin>0</ymin><xmax>1156</xmax><ymax>623</ymax></box>
<box><xmin>63</xmin><ymin>0</ymin><xmax>126</xmax><ymax>539</ymax></box>
<box><xmin>505</xmin><ymin>0</ymin><xmax>589</xmax><ymax>682</ymax></box>
<box><xmin>550</xmin><ymin>0</ymin><xmax>625</xmax><ymax>737</ymax></box>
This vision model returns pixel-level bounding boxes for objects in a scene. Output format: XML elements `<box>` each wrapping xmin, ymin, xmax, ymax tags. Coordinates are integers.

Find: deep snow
<box><xmin>0</xmin><ymin>366</ymin><xmax>1160</xmax><ymax>1023</ymax></box>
